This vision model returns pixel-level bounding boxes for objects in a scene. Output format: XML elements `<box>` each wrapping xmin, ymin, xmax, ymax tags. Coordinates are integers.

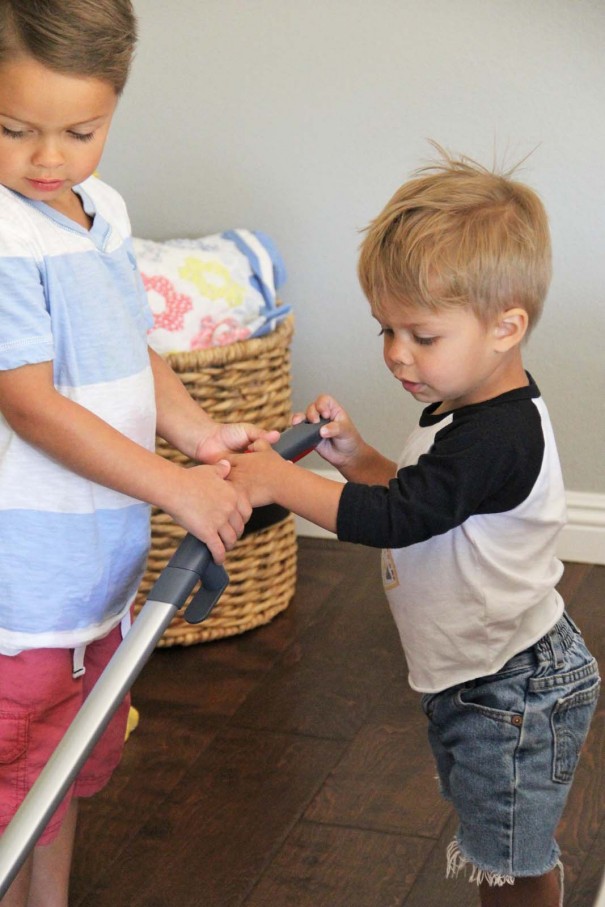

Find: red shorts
<box><xmin>0</xmin><ymin>622</ymin><xmax>130</xmax><ymax>845</ymax></box>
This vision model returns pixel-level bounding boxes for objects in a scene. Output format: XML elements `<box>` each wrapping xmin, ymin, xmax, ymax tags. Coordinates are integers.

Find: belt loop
<box><xmin>548</xmin><ymin>624</ymin><xmax>566</xmax><ymax>670</ymax></box>
<box><xmin>564</xmin><ymin>611</ymin><xmax>581</xmax><ymax>635</ymax></box>
<box><xmin>72</xmin><ymin>645</ymin><xmax>86</xmax><ymax>679</ymax></box>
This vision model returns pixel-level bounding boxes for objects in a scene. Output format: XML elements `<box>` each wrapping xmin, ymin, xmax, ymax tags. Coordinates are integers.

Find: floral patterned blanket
<box><xmin>133</xmin><ymin>229</ymin><xmax>290</xmax><ymax>353</ymax></box>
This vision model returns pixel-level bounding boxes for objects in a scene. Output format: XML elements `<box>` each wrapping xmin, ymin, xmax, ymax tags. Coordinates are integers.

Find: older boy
<box><xmin>0</xmin><ymin>2</ymin><xmax>277</xmax><ymax>903</ymax></box>
<box><xmin>228</xmin><ymin>148</ymin><xmax>600</xmax><ymax>906</ymax></box>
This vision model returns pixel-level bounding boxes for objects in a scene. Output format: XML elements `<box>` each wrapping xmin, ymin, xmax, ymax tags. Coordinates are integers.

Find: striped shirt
<box><xmin>0</xmin><ymin>177</ymin><xmax>156</xmax><ymax>654</ymax></box>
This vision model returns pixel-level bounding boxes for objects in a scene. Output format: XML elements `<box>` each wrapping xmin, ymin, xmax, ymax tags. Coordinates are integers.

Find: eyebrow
<box><xmin>374</xmin><ymin>313</ymin><xmax>441</xmax><ymax>330</ymax></box>
<box><xmin>0</xmin><ymin>112</ymin><xmax>108</xmax><ymax>129</ymax></box>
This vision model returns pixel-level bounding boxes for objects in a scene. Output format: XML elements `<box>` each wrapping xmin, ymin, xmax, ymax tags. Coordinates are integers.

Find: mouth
<box><xmin>400</xmin><ymin>379</ymin><xmax>426</xmax><ymax>395</ymax></box>
<box><xmin>27</xmin><ymin>178</ymin><xmax>65</xmax><ymax>192</ymax></box>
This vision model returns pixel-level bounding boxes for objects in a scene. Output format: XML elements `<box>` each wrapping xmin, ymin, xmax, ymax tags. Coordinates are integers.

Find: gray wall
<box><xmin>102</xmin><ymin>0</ymin><xmax>605</xmax><ymax>494</ymax></box>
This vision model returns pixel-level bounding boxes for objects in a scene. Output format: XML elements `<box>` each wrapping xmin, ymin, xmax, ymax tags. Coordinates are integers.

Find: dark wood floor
<box><xmin>71</xmin><ymin>538</ymin><xmax>605</xmax><ymax>906</ymax></box>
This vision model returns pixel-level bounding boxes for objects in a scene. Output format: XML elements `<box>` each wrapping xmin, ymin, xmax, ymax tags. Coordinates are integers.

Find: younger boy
<box><xmin>0</xmin><ymin>2</ymin><xmax>277</xmax><ymax>904</ymax></box>
<box><xmin>228</xmin><ymin>148</ymin><xmax>600</xmax><ymax>906</ymax></box>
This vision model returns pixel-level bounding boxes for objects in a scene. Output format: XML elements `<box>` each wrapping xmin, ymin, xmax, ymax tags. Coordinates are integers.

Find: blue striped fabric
<box><xmin>0</xmin><ymin>177</ymin><xmax>156</xmax><ymax>654</ymax></box>
<box><xmin>221</xmin><ymin>228</ymin><xmax>291</xmax><ymax>335</ymax></box>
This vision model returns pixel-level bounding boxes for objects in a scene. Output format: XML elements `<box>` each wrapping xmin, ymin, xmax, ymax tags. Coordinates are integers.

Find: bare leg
<box><xmin>26</xmin><ymin>799</ymin><xmax>79</xmax><ymax>907</ymax></box>
<box><xmin>480</xmin><ymin>866</ymin><xmax>561</xmax><ymax>907</ymax></box>
<box><xmin>0</xmin><ymin>855</ymin><xmax>32</xmax><ymax>907</ymax></box>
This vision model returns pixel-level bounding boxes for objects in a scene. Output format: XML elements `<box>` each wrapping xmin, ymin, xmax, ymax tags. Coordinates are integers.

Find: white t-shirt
<box><xmin>337</xmin><ymin>378</ymin><xmax>566</xmax><ymax>693</ymax></box>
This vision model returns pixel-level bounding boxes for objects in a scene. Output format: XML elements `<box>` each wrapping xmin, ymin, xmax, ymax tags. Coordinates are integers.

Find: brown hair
<box><xmin>358</xmin><ymin>144</ymin><xmax>552</xmax><ymax>332</ymax></box>
<box><xmin>0</xmin><ymin>0</ymin><xmax>137</xmax><ymax>94</ymax></box>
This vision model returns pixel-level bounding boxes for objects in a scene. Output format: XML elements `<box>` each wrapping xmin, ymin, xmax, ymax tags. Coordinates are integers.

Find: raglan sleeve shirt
<box><xmin>336</xmin><ymin>383</ymin><xmax>567</xmax><ymax>692</ymax></box>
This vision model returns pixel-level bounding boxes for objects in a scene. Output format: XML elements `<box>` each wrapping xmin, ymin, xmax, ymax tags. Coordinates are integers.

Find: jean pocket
<box><xmin>551</xmin><ymin>675</ymin><xmax>600</xmax><ymax>783</ymax></box>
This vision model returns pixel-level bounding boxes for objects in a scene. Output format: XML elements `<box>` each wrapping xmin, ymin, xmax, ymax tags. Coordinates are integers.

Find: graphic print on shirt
<box><xmin>382</xmin><ymin>548</ymin><xmax>400</xmax><ymax>590</ymax></box>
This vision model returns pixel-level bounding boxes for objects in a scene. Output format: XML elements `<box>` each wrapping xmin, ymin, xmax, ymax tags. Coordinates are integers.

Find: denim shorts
<box><xmin>421</xmin><ymin>613</ymin><xmax>600</xmax><ymax>882</ymax></box>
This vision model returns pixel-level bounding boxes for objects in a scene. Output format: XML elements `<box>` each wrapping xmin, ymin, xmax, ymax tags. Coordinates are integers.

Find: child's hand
<box><xmin>225</xmin><ymin>442</ymin><xmax>288</xmax><ymax>509</ymax></box>
<box><xmin>161</xmin><ymin>460</ymin><xmax>252</xmax><ymax>564</ymax></box>
<box><xmin>227</xmin><ymin>440</ymin><xmax>343</xmax><ymax>533</ymax></box>
<box><xmin>193</xmin><ymin>422</ymin><xmax>280</xmax><ymax>463</ymax></box>
<box><xmin>294</xmin><ymin>394</ymin><xmax>365</xmax><ymax>472</ymax></box>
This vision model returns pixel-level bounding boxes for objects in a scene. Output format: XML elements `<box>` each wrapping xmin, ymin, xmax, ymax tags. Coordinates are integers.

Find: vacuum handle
<box><xmin>148</xmin><ymin>418</ymin><xmax>329</xmax><ymax>624</ymax></box>
<box><xmin>272</xmin><ymin>417</ymin><xmax>329</xmax><ymax>461</ymax></box>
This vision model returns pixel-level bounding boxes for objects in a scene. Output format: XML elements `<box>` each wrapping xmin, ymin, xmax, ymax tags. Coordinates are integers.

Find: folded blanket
<box><xmin>133</xmin><ymin>229</ymin><xmax>290</xmax><ymax>354</ymax></box>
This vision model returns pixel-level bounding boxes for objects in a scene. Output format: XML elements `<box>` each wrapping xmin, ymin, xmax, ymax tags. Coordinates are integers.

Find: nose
<box><xmin>31</xmin><ymin>137</ymin><xmax>64</xmax><ymax>171</ymax></box>
<box><xmin>385</xmin><ymin>334</ymin><xmax>413</xmax><ymax>368</ymax></box>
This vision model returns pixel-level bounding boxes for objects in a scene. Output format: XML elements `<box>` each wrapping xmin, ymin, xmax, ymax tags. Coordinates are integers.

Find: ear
<box><xmin>492</xmin><ymin>308</ymin><xmax>529</xmax><ymax>351</ymax></box>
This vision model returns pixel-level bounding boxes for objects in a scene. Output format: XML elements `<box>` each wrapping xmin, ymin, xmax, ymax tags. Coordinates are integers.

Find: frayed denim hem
<box><xmin>446</xmin><ymin>839</ymin><xmax>564</xmax><ymax>902</ymax></box>
<box><xmin>446</xmin><ymin>839</ymin><xmax>515</xmax><ymax>887</ymax></box>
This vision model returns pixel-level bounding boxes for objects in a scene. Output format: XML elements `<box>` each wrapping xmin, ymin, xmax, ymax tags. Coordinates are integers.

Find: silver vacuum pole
<box><xmin>0</xmin><ymin>419</ymin><xmax>326</xmax><ymax>895</ymax></box>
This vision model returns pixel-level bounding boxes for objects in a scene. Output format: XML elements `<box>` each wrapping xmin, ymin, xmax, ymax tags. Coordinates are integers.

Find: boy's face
<box><xmin>374</xmin><ymin>298</ymin><xmax>526</xmax><ymax>411</ymax></box>
<box><xmin>0</xmin><ymin>56</ymin><xmax>117</xmax><ymax>220</ymax></box>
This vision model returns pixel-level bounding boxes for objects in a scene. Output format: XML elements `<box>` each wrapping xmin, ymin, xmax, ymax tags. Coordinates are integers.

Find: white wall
<box><xmin>102</xmin><ymin>0</ymin><xmax>605</xmax><ymax>498</ymax></box>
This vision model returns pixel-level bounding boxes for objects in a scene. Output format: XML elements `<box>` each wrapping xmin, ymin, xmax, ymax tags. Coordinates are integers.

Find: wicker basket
<box><xmin>134</xmin><ymin>315</ymin><xmax>297</xmax><ymax>646</ymax></box>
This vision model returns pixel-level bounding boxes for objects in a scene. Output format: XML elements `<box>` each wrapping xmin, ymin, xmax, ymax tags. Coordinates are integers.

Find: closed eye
<box><xmin>1</xmin><ymin>126</ymin><xmax>26</xmax><ymax>140</ymax></box>
<box><xmin>68</xmin><ymin>130</ymin><xmax>96</xmax><ymax>143</ymax></box>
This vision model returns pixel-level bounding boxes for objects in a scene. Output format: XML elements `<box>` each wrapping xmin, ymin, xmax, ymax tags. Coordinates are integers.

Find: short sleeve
<box><xmin>0</xmin><ymin>215</ymin><xmax>54</xmax><ymax>371</ymax></box>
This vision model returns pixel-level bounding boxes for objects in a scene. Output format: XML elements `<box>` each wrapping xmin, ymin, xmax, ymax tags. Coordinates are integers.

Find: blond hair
<box><xmin>0</xmin><ymin>0</ymin><xmax>137</xmax><ymax>94</ymax></box>
<box><xmin>358</xmin><ymin>145</ymin><xmax>552</xmax><ymax>332</ymax></box>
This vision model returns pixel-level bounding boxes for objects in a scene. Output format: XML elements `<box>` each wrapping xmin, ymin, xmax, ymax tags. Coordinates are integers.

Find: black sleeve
<box><xmin>336</xmin><ymin>400</ymin><xmax>545</xmax><ymax>548</ymax></box>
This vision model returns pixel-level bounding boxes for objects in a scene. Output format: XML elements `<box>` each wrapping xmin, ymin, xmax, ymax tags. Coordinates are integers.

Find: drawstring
<box><xmin>72</xmin><ymin>645</ymin><xmax>86</xmax><ymax>679</ymax></box>
<box><xmin>71</xmin><ymin>608</ymin><xmax>132</xmax><ymax>679</ymax></box>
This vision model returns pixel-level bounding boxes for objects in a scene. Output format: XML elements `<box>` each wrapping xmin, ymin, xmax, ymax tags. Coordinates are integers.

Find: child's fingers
<box><xmin>205</xmin><ymin>533</ymin><xmax>226</xmax><ymax>564</ymax></box>
<box><xmin>314</xmin><ymin>394</ymin><xmax>344</xmax><ymax>421</ymax></box>
<box><xmin>316</xmin><ymin>420</ymin><xmax>344</xmax><ymax>443</ymax></box>
<box><xmin>214</xmin><ymin>459</ymin><xmax>231</xmax><ymax>477</ymax></box>
<box><xmin>248</xmin><ymin>438</ymin><xmax>272</xmax><ymax>453</ymax></box>
<box><xmin>302</xmin><ymin>402</ymin><xmax>322</xmax><ymax>423</ymax></box>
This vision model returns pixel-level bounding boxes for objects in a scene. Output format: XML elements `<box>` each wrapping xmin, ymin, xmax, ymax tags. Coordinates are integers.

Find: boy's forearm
<box><xmin>149</xmin><ymin>348</ymin><xmax>214</xmax><ymax>458</ymax></box>
<box><xmin>266</xmin><ymin>461</ymin><xmax>343</xmax><ymax>533</ymax></box>
<box><xmin>340</xmin><ymin>444</ymin><xmax>397</xmax><ymax>486</ymax></box>
<box><xmin>1</xmin><ymin>368</ymin><xmax>184</xmax><ymax>512</ymax></box>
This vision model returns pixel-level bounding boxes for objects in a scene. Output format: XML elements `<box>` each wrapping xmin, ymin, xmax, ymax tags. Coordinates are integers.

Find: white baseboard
<box><xmin>559</xmin><ymin>491</ymin><xmax>605</xmax><ymax>565</ymax></box>
<box><xmin>294</xmin><ymin>469</ymin><xmax>605</xmax><ymax>566</ymax></box>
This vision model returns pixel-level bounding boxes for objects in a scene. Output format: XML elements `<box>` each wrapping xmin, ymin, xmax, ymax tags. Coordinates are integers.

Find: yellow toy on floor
<box><xmin>125</xmin><ymin>706</ymin><xmax>139</xmax><ymax>741</ymax></box>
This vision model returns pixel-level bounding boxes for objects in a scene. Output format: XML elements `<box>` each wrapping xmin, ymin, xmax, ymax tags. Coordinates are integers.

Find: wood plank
<box><xmin>245</xmin><ymin>822</ymin><xmax>432</xmax><ymax>907</ymax></box>
<box><xmin>567</xmin><ymin>817</ymin><xmax>605</xmax><ymax>907</ymax></box>
<box><xmin>231</xmin><ymin>546</ymin><xmax>404</xmax><ymax>740</ymax></box>
<box><xmin>556</xmin><ymin>697</ymin><xmax>605</xmax><ymax>897</ymax></box>
<box><xmin>73</xmin><ymin>727</ymin><xmax>343</xmax><ymax>907</ymax></box>
<box><xmin>566</xmin><ymin>565</ymin><xmax>604</xmax><ymax>661</ymax></box>
<box><xmin>305</xmin><ymin>719</ymin><xmax>450</xmax><ymax>838</ymax></box>
<box><xmin>402</xmin><ymin>812</ymin><xmax>479</xmax><ymax>906</ymax></box>
<box><xmin>557</xmin><ymin>561</ymin><xmax>593</xmax><ymax>606</ymax></box>
<box><xmin>557</xmin><ymin>563</ymin><xmax>605</xmax><ymax>905</ymax></box>
<box><xmin>130</xmin><ymin>539</ymin><xmax>348</xmax><ymax>717</ymax></box>
<box><xmin>70</xmin><ymin>700</ymin><xmax>220</xmax><ymax>902</ymax></box>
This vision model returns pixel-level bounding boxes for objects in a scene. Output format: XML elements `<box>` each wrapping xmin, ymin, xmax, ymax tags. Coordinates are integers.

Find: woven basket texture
<box><xmin>134</xmin><ymin>316</ymin><xmax>297</xmax><ymax>646</ymax></box>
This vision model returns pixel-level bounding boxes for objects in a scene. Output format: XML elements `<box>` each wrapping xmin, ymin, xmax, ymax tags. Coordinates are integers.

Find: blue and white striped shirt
<box><xmin>0</xmin><ymin>177</ymin><xmax>156</xmax><ymax>654</ymax></box>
